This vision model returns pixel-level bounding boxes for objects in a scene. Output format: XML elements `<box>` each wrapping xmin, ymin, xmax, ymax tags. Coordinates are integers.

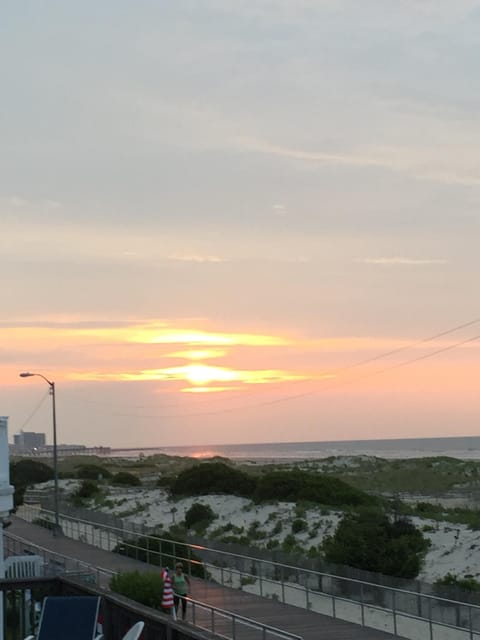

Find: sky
<box><xmin>1</xmin><ymin>1</ymin><xmax>480</xmax><ymax>449</ymax></box>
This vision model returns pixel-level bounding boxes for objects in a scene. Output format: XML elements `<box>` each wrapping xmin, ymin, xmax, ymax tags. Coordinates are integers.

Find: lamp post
<box><xmin>0</xmin><ymin>416</ymin><xmax>14</xmax><ymax>640</ymax></box>
<box><xmin>19</xmin><ymin>372</ymin><xmax>61</xmax><ymax>535</ymax></box>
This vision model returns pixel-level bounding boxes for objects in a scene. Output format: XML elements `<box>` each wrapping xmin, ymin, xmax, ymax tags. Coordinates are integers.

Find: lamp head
<box><xmin>19</xmin><ymin>372</ymin><xmax>34</xmax><ymax>378</ymax></box>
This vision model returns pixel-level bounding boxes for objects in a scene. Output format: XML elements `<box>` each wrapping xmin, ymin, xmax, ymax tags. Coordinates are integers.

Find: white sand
<box><xmin>33</xmin><ymin>472</ymin><xmax>480</xmax><ymax>583</ymax></box>
<box><xmin>62</xmin><ymin>483</ymin><xmax>477</xmax><ymax>584</ymax></box>
<box><xmin>25</xmin><ymin>478</ymin><xmax>480</xmax><ymax>640</ymax></box>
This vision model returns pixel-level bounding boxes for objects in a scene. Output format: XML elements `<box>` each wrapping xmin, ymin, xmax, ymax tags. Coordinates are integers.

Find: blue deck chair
<box><xmin>25</xmin><ymin>596</ymin><xmax>102</xmax><ymax>640</ymax></box>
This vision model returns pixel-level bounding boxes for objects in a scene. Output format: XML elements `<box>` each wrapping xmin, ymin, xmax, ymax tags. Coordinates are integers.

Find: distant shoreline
<box><xmin>104</xmin><ymin>435</ymin><xmax>480</xmax><ymax>461</ymax></box>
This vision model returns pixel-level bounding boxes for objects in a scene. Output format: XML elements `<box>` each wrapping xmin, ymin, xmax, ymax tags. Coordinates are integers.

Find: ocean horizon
<box><xmin>107</xmin><ymin>434</ymin><xmax>480</xmax><ymax>461</ymax></box>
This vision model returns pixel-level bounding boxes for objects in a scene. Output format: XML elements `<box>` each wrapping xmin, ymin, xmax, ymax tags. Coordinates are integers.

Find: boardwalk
<box><xmin>7</xmin><ymin>515</ymin><xmax>402</xmax><ymax>640</ymax></box>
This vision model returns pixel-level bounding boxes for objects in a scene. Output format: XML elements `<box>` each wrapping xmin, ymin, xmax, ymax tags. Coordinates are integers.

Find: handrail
<box><xmin>16</xmin><ymin>504</ymin><xmax>480</xmax><ymax>640</ymax></box>
<box><xmin>4</xmin><ymin>530</ymin><xmax>115</xmax><ymax>585</ymax></box>
<box><xmin>187</xmin><ymin>597</ymin><xmax>303</xmax><ymax>640</ymax></box>
<box><xmin>5</xmin><ymin>530</ymin><xmax>303</xmax><ymax>640</ymax></box>
<box><xmin>18</xmin><ymin>504</ymin><xmax>480</xmax><ymax>609</ymax></box>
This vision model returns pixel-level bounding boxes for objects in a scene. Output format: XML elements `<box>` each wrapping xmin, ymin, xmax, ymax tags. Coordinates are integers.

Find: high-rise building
<box><xmin>13</xmin><ymin>431</ymin><xmax>46</xmax><ymax>452</ymax></box>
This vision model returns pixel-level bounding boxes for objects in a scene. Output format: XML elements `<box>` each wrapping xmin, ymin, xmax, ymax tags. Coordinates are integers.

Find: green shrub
<box><xmin>76</xmin><ymin>480</ymin><xmax>100</xmax><ymax>499</ymax></box>
<box><xmin>255</xmin><ymin>470</ymin><xmax>376</xmax><ymax>507</ymax></box>
<box><xmin>171</xmin><ymin>462</ymin><xmax>256</xmax><ymax>498</ymax></box>
<box><xmin>110</xmin><ymin>571</ymin><xmax>164</xmax><ymax>608</ymax></box>
<box><xmin>112</xmin><ymin>472</ymin><xmax>141</xmax><ymax>486</ymax></box>
<box><xmin>113</xmin><ymin>532</ymin><xmax>206</xmax><ymax>578</ymax></box>
<box><xmin>323</xmin><ymin>509</ymin><xmax>430</xmax><ymax>579</ymax></box>
<box><xmin>75</xmin><ymin>464</ymin><xmax>112</xmax><ymax>480</ymax></box>
<box><xmin>184</xmin><ymin>503</ymin><xmax>217</xmax><ymax>530</ymax></box>
<box><xmin>10</xmin><ymin>459</ymin><xmax>53</xmax><ymax>507</ymax></box>
<box><xmin>247</xmin><ymin>521</ymin><xmax>267</xmax><ymax>540</ymax></box>
<box><xmin>210</xmin><ymin>523</ymin><xmax>244</xmax><ymax>538</ymax></box>
<box><xmin>272</xmin><ymin>521</ymin><xmax>283</xmax><ymax>535</ymax></box>
<box><xmin>435</xmin><ymin>573</ymin><xmax>480</xmax><ymax>592</ymax></box>
<box><xmin>58</xmin><ymin>471</ymin><xmax>76</xmax><ymax>479</ymax></box>
<box><xmin>422</xmin><ymin>524</ymin><xmax>436</xmax><ymax>533</ymax></box>
<box><xmin>292</xmin><ymin>518</ymin><xmax>308</xmax><ymax>534</ymax></box>
<box><xmin>282</xmin><ymin>534</ymin><xmax>300</xmax><ymax>553</ymax></box>
<box><xmin>415</xmin><ymin>502</ymin><xmax>444</xmax><ymax>515</ymax></box>
<box><xmin>266</xmin><ymin>539</ymin><xmax>280</xmax><ymax>550</ymax></box>
<box><xmin>157</xmin><ymin>474</ymin><xmax>175</xmax><ymax>489</ymax></box>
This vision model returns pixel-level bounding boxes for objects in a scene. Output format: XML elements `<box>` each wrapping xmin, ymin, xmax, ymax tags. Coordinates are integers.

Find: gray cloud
<box><xmin>360</xmin><ymin>258</ymin><xmax>449</xmax><ymax>266</ymax></box>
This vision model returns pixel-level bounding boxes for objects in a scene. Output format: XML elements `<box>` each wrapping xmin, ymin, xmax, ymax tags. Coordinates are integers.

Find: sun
<box><xmin>185</xmin><ymin>364</ymin><xmax>236</xmax><ymax>385</ymax></box>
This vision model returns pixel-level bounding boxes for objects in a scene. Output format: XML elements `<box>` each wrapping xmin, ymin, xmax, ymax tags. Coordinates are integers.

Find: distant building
<box><xmin>13</xmin><ymin>431</ymin><xmax>46</xmax><ymax>452</ymax></box>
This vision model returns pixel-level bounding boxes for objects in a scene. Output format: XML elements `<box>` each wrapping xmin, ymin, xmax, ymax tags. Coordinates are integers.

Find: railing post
<box><xmin>360</xmin><ymin>582</ymin><xmax>365</xmax><ymax>626</ymax></box>
<box><xmin>429</xmin><ymin>597</ymin><xmax>433</xmax><ymax>640</ymax></box>
<box><xmin>211</xmin><ymin>606</ymin><xmax>215</xmax><ymax>635</ymax></box>
<box><xmin>392</xmin><ymin>589</ymin><xmax>397</xmax><ymax>636</ymax></box>
<box><xmin>281</xmin><ymin>565</ymin><xmax>285</xmax><ymax>604</ymax></box>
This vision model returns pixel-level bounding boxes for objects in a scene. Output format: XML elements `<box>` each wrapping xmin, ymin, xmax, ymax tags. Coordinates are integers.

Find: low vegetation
<box><xmin>113</xmin><ymin>532</ymin><xmax>207</xmax><ymax>578</ymax></box>
<box><xmin>111</xmin><ymin>471</ymin><xmax>141</xmax><ymax>486</ymax></box>
<box><xmin>170</xmin><ymin>461</ymin><xmax>256</xmax><ymax>498</ymax></box>
<box><xmin>435</xmin><ymin>573</ymin><xmax>480</xmax><ymax>593</ymax></box>
<box><xmin>75</xmin><ymin>464</ymin><xmax>112</xmax><ymax>480</ymax></box>
<box><xmin>170</xmin><ymin>461</ymin><xmax>376</xmax><ymax>508</ymax></box>
<box><xmin>110</xmin><ymin>571</ymin><xmax>164</xmax><ymax>608</ymax></box>
<box><xmin>322</xmin><ymin>456</ymin><xmax>480</xmax><ymax>494</ymax></box>
<box><xmin>254</xmin><ymin>469</ymin><xmax>377</xmax><ymax>507</ymax></box>
<box><xmin>184</xmin><ymin>502</ymin><xmax>217</xmax><ymax>532</ymax></box>
<box><xmin>323</xmin><ymin>509</ymin><xmax>430</xmax><ymax>578</ymax></box>
<box><xmin>19</xmin><ymin>451</ymin><xmax>480</xmax><ymax>585</ymax></box>
<box><xmin>9</xmin><ymin>459</ymin><xmax>53</xmax><ymax>507</ymax></box>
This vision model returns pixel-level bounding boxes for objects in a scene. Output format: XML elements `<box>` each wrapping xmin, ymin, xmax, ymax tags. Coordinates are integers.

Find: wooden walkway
<box><xmin>7</xmin><ymin>515</ymin><xmax>402</xmax><ymax>640</ymax></box>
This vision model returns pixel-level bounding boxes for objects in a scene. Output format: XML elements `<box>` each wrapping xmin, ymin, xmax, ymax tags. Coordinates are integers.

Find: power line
<box><xmin>18</xmin><ymin>390</ymin><xmax>50</xmax><ymax>430</ymax></box>
<box><xmin>112</xmin><ymin>328</ymin><xmax>480</xmax><ymax>420</ymax></box>
<box><xmin>332</xmin><ymin>317</ymin><xmax>480</xmax><ymax>374</ymax></box>
<box><xmin>70</xmin><ymin>316</ymin><xmax>480</xmax><ymax>413</ymax></box>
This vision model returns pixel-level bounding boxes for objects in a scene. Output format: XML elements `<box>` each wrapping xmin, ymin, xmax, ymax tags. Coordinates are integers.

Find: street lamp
<box><xmin>19</xmin><ymin>372</ymin><xmax>61</xmax><ymax>535</ymax></box>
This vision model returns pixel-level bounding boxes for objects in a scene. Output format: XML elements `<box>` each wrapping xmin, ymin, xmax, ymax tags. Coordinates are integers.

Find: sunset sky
<box><xmin>2</xmin><ymin>1</ymin><xmax>480</xmax><ymax>448</ymax></box>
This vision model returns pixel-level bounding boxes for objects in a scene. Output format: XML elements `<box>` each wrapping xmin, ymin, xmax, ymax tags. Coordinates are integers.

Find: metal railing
<box><xmin>16</xmin><ymin>503</ymin><xmax>480</xmax><ymax>640</ymax></box>
<box><xmin>188</xmin><ymin>598</ymin><xmax>303</xmax><ymax>640</ymax></box>
<box><xmin>4</xmin><ymin>530</ymin><xmax>115</xmax><ymax>587</ymax></box>
<box><xmin>4</xmin><ymin>530</ymin><xmax>302</xmax><ymax>640</ymax></box>
<box><xmin>0</xmin><ymin>575</ymin><xmax>302</xmax><ymax>640</ymax></box>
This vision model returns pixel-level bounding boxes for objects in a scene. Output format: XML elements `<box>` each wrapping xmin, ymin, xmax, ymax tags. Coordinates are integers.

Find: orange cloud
<box><xmin>166</xmin><ymin>349</ymin><xmax>227</xmax><ymax>360</ymax></box>
<box><xmin>70</xmin><ymin>363</ymin><xmax>322</xmax><ymax>389</ymax></box>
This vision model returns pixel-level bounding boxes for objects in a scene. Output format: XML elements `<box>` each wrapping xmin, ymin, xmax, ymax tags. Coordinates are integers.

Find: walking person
<box><xmin>172</xmin><ymin>562</ymin><xmax>191</xmax><ymax>620</ymax></box>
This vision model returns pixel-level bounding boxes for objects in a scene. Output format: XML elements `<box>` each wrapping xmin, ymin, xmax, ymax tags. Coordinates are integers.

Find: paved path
<box><xmin>7</xmin><ymin>515</ymin><xmax>403</xmax><ymax>640</ymax></box>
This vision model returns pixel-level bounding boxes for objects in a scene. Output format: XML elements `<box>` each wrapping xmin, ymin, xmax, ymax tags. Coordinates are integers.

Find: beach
<box><xmin>47</xmin><ymin>454</ymin><xmax>480</xmax><ymax>586</ymax></box>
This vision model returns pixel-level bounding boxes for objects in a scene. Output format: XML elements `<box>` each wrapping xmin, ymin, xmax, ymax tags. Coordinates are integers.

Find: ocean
<box><xmin>108</xmin><ymin>435</ymin><xmax>480</xmax><ymax>462</ymax></box>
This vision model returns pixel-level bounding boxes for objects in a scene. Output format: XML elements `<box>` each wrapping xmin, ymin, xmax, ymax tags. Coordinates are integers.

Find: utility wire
<box><xmin>18</xmin><ymin>390</ymin><xmax>50</xmax><ymax>430</ymax></box>
<box><xmin>113</xmin><ymin>330</ymin><xmax>480</xmax><ymax>419</ymax></box>
<box><xmin>70</xmin><ymin>316</ymin><xmax>480</xmax><ymax>412</ymax></box>
<box><xmin>331</xmin><ymin>317</ymin><xmax>480</xmax><ymax>374</ymax></box>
